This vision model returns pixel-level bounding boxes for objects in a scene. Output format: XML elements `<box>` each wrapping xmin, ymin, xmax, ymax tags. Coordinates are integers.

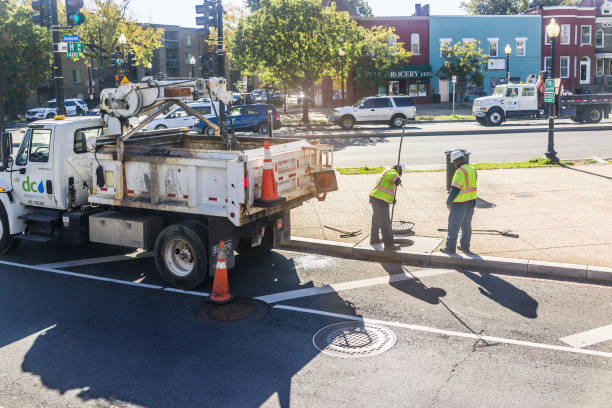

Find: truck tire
<box><xmin>339</xmin><ymin>115</ymin><xmax>355</xmax><ymax>130</ymax></box>
<box><xmin>236</xmin><ymin>224</ymin><xmax>274</xmax><ymax>257</ymax></box>
<box><xmin>585</xmin><ymin>107</ymin><xmax>603</xmax><ymax>124</ymax></box>
<box><xmin>486</xmin><ymin>108</ymin><xmax>504</xmax><ymax>126</ymax></box>
<box><xmin>0</xmin><ymin>203</ymin><xmax>19</xmax><ymax>255</ymax></box>
<box><xmin>476</xmin><ymin>117</ymin><xmax>487</xmax><ymax>126</ymax></box>
<box><xmin>154</xmin><ymin>221</ymin><xmax>209</xmax><ymax>289</ymax></box>
<box><xmin>390</xmin><ymin>114</ymin><xmax>406</xmax><ymax>128</ymax></box>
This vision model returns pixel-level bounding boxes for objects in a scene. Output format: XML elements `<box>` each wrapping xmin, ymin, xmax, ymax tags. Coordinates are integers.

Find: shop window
<box><xmin>544</xmin><ymin>57</ymin><xmax>552</xmax><ymax>73</ymax></box>
<box><xmin>488</xmin><ymin>38</ymin><xmax>498</xmax><ymax>57</ymax></box>
<box><xmin>560</xmin><ymin>56</ymin><xmax>570</xmax><ymax>78</ymax></box>
<box><xmin>596</xmin><ymin>30</ymin><xmax>604</xmax><ymax>48</ymax></box>
<box><xmin>440</xmin><ymin>38</ymin><xmax>452</xmax><ymax>58</ymax></box>
<box><xmin>581</xmin><ymin>25</ymin><xmax>592</xmax><ymax>45</ymax></box>
<box><xmin>515</xmin><ymin>38</ymin><xmax>526</xmax><ymax>56</ymax></box>
<box><xmin>561</xmin><ymin>24</ymin><xmax>570</xmax><ymax>45</ymax></box>
<box><xmin>411</xmin><ymin>33</ymin><xmax>420</xmax><ymax>55</ymax></box>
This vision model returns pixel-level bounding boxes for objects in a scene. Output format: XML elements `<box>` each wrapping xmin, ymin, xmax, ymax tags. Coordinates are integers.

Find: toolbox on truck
<box><xmin>89</xmin><ymin>211</ymin><xmax>163</xmax><ymax>249</ymax></box>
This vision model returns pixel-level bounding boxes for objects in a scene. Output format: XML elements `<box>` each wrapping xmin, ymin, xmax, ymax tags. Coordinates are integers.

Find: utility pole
<box><xmin>0</xmin><ymin>74</ymin><xmax>5</xmax><ymax>132</ymax></box>
<box><xmin>50</xmin><ymin>0</ymin><xmax>66</xmax><ymax>115</ymax></box>
<box><xmin>216</xmin><ymin>0</ymin><xmax>226</xmax><ymax>134</ymax></box>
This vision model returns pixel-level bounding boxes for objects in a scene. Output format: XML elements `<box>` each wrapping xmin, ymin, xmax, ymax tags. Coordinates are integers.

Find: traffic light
<box><xmin>195</xmin><ymin>1</ymin><xmax>218</xmax><ymax>28</ymax></box>
<box><xmin>65</xmin><ymin>0</ymin><xmax>85</xmax><ymax>26</ymax></box>
<box><xmin>127</xmin><ymin>53</ymin><xmax>136</xmax><ymax>68</ymax></box>
<box><xmin>198</xmin><ymin>55</ymin><xmax>214</xmax><ymax>78</ymax></box>
<box><xmin>31</xmin><ymin>0</ymin><xmax>52</xmax><ymax>27</ymax></box>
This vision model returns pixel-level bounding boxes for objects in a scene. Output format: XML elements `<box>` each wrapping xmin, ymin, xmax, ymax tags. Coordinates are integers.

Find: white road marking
<box><xmin>592</xmin><ymin>156</ymin><xmax>607</xmax><ymax>164</ymax></box>
<box><xmin>275</xmin><ymin>305</ymin><xmax>612</xmax><ymax>359</ymax></box>
<box><xmin>560</xmin><ymin>324</ymin><xmax>612</xmax><ymax>349</ymax></box>
<box><xmin>255</xmin><ymin>268</ymin><xmax>453</xmax><ymax>303</ymax></box>
<box><xmin>36</xmin><ymin>250</ymin><xmax>154</xmax><ymax>269</ymax></box>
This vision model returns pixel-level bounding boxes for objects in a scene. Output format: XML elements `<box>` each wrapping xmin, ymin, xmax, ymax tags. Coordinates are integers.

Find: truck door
<box><xmin>519</xmin><ymin>86</ymin><xmax>537</xmax><ymax>111</ymax></box>
<box><xmin>11</xmin><ymin>127</ymin><xmax>58</xmax><ymax>209</ymax></box>
<box><xmin>504</xmin><ymin>87</ymin><xmax>519</xmax><ymax>112</ymax></box>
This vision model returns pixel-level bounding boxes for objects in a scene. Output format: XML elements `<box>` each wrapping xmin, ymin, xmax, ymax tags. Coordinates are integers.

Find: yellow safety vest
<box><xmin>451</xmin><ymin>164</ymin><xmax>477</xmax><ymax>202</ymax></box>
<box><xmin>370</xmin><ymin>168</ymin><xmax>400</xmax><ymax>204</ymax></box>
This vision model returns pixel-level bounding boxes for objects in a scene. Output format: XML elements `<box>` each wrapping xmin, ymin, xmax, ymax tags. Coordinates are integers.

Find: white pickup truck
<box><xmin>473</xmin><ymin>83</ymin><xmax>612</xmax><ymax>126</ymax></box>
<box><xmin>0</xmin><ymin>78</ymin><xmax>336</xmax><ymax>289</ymax></box>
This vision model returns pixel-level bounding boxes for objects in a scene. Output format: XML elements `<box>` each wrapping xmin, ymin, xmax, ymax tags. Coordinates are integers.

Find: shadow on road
<box><xmin>380</xmin><ymin>263</ymin><xmax>447</xmax><ymax>304</ymax></box>
<box><xmin>560</xmin><ymin>163</ymin><xmax>612</xmax><ymax>181</ymax></box>
<box><xmin>329</xmin><ymin>136</ymin><xmax>391</xmax><ymax>153</ymax></box>
<box><xmin>0</xmin><ymin>251</ymin><xmax>360</xmax><ymax>408</ymax></box>
<box><xmin>463</xmin><ymin>271</ymin><xmax>538</xmax><ymax>318</ymax></box>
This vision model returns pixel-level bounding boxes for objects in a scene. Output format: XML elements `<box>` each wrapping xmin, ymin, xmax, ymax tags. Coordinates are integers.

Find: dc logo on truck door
<box><xmin>22</xmin><ymin>176</ymin><xmax>45</xmax><ymax>194</ymax></box>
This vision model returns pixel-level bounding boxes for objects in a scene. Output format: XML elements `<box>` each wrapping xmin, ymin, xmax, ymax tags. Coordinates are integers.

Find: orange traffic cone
<box><xmin>209</xmin><ymin>241</ymin><xmax>232</xmax><ymax>304</ymax></box>
<box><xmin>255</xmin><ymin>141</ymin><xmax>286</xmax><ymax>207</ymax></box>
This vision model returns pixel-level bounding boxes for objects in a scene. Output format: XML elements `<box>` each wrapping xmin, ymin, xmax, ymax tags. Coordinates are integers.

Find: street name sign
<box><xmin>63</xmin><ymin>35</ymin><xmax>80</xmax><ymax>43</ymax></box>
<box><xmin>67</xmin><ymin>42</ymin><xmax>84</xmax><ymax>52</ymax></box>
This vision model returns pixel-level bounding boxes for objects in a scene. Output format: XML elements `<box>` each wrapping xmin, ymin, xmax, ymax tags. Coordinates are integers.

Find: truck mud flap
<box><xmin>208</xmin><ymin>217</ymin><xmax>236</xmax><ymax>273</ymax></box>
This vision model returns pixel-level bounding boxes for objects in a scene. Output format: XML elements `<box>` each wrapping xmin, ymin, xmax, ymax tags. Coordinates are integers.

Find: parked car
<box><xmin>250</xmin><ymin>89</ymin><xmax>268</xmax><ymax>104</ymax></box>
<box><xmin>270</xmin><ymin>91</ymin><xmax>285</xmax><ymax>107</ymax></box>
<box><xmin>195</xmin><ymin>104</ymin><xmax>282</xmax><ymax>135</ymax></box>
<box><xmin>146</xmin><ymin>102</ymin><xmax>220</xmax><ymax>130</ymax></box>
<box><xmin>297</xmin><ymin>91</ymin><xmax>310</xmax><ymax>105</ymax></box>
<box><xmin>26</xmin><ymin>98</ymin><xmax>89</xmax><ymax>120</ymax></box>
<box><xmin>329</xmin><ymin>95</ymin><xmax>416</xmax><ymax>129</ymax></box>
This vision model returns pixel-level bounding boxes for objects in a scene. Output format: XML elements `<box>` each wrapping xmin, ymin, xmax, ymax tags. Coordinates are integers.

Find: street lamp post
<box><xmin>545</xmin><ymin>18</ymin><xmax>560</xmax><ymax>163</ymax></box>
<box><xmin>189</xmin><ymin>55</ymin><xmax>196</xmax><ymax>78</ymax></box>
<box><xmin>505</xmin><ymin>44</ymin><xmax>512</xmax><ymax>82</ymax></box>
<box><xmin>118</xmin><ymin>33</ymin><xmax>127</xmax><ymax>78</ymax></box>
<box><xmin>339</xmin><ymin>48</ymin><xmax>345</xmax><ymax>104</ymax></box>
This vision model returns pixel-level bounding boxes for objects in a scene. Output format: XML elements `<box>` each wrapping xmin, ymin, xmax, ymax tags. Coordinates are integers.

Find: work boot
<box><xmin>440</xmin><ymin>248</ymin><xmax>456</xmax><ymax>255</ymax></box>
<box><xmin>457</xmin><ymin>246</ymin><xmax>472</xmax><ymax>254</ymax></box>
<box><xmin>384</xmin><ymin>244</ymin><xmax>401</xmax><ymax>251</ymax></box>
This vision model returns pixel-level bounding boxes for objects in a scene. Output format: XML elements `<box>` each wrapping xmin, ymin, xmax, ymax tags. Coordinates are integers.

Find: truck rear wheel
<box><xmin>154</xmin><ymin>221</ymin><xmax>209</xmax><ymax>289</ymax></box>
<box><xmin>486</xmin><ymin>108</ymin><xmax>504</xmax><ymax>126</ymax></box>
<box><xmin>0</xmin><ymin>204</ymin><xmax>19</xmax><ymax>255</ymax></box>
<box><xmin>586</xmin><ymin>107</ymin><xmax>603</xmax><ymax>124</ymax></box>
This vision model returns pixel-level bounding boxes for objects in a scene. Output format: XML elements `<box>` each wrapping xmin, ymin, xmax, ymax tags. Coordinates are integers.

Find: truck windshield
<box><xmin>353</xmin><ymin>98</ymin><xmax>365</xmax><ymax>107</ymax></box>
<box><xmin>15</xmin><ymin>129</ymin><xmax>32</xmax><ymax>166</ymax></box>
<box><xmin>493</xmin><ymin>86</ymin><xmax>506</xmax><ymax>96</ymax></box>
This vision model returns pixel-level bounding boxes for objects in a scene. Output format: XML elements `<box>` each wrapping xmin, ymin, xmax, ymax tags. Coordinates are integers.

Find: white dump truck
<box><xmin>0</xmin><ymin>78</ymin><xmax>336</xmax><ymax>289</ymax></box>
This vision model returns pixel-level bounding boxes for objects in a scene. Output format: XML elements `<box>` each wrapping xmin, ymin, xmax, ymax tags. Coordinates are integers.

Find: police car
<box><xmin>26</xmin><ymin>98</ymin><xmax>89</xmax><ymax>121</ymax></box>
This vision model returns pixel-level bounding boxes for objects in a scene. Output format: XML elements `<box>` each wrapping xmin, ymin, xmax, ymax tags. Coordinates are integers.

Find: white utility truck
<box><xmin>473</xmin><ymin>82</ymin><xmax>612</xmax><ymax>126</ymax></box>
<box><xmin>0</xmin><ymin>78</ymin><xmax>336</xmax><ymax>289</ymax></box>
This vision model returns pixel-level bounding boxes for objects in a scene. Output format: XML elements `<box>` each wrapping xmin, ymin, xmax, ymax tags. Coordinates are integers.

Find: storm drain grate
<box><xmin>196</xmin><ymin>297</ymin><xmax>269</xmax><ymax>326</ymax></box>
<box><xmin>313</xmin><ymin>321</ymin><xmax>396</xmax><ymax>358</ymax></box>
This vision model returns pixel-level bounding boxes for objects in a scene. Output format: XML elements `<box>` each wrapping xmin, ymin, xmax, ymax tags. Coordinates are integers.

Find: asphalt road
<box><xmin>0</xmin><ymin>240</ymin><xmax>610</xmax><ymax>407</ymax></box>
<box><xmin>323</xmin><ymin>128</ymin><xmax>612</xmax><ymax>168</ymax></box>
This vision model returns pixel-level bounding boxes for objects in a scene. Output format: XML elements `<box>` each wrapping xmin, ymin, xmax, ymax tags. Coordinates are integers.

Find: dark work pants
<box><xmin>445</xmin><ymin>200</ymin><xmax>476</xmax><ymax>251</ymax></box>
<box><xmin>370</xmin><ymin>197</ymin><xmax>393</xmax><ymax>246</ymax></box>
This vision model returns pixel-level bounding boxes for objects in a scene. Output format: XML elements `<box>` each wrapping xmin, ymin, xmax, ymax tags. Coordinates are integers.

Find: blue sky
<box><xmin>126</xmin><ymin>0</ymin><xmax>466</xmax><ymax>28</ymax></box>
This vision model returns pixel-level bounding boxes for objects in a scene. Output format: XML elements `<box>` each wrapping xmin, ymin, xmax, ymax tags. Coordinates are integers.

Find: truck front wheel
<box><xmin>154</xmin><ymin>221</ymin><xmax>209</xmax><ymax>289</ymax></box>
<box><xmin>486</xmin><ymin>108</ymin><xmax>504</xmax><ymax>126</ymax></box>
<box><xmin>0</xmin><ymin>204</ymin><xmax>19</xmax><ymax>255</ymax></box>
<box><xmin>586</xmin><ymin>107</ymin><xmax>603</xmax><ymax>124</ymax></box>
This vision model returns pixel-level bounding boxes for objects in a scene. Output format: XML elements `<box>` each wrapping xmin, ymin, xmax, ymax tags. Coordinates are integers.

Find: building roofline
<box><xmin>430</xmin><ymin>14</ymin><xmax>540</xmax><ymax>18</ymax></box>
<box><xmin>542</xmin><ymin>6</ymin><xmax>597</xmax><ymax>10</ymax></box>
<box><xmin>357</xmin><ymin>16</ymin><xmax>429</xmax><ymax>20</ymax></box>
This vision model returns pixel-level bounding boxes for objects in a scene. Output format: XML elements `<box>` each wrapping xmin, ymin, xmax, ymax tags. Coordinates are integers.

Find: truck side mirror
<box><xmin>0</xmin><ymin>132</ymin><xmax>11</xmax><ymax>170</ymax></box>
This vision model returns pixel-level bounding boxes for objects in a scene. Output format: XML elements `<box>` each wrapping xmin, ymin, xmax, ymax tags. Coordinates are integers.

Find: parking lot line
<box><xmin>275</xmin><ymin>305</ymin><xmax>612</xmax><ymax>359</ymax></box>
<box><xmin>36</xmin><ymin>250</ymin><xmax>154</xmax><ymax>269</ymax></box>
<box><xmin>255</xmin><ymin>268</ymin><xmax>453</xmax><ymax>304</ymax></box>
<box><xmin>560</xmin><ymin>324</ymin><xmax>612</xmax><ymax>349</ymax></box>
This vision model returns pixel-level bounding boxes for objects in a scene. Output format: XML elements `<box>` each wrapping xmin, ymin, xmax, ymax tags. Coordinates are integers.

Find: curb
<box><xmin>281</xmin><ymin>237</ymin><xmax>612</xmax><ymax>285</ymax></box>
<box><xmin>282</xmin><ymin>119</ymin><xmax>474</xmax><ymax>127</ymax></box>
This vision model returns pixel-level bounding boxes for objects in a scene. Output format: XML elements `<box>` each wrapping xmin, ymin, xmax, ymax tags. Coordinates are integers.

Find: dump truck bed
<box><xmin>88</xmin><ymin>132</ymin><xmax>334</xmax><ymax>226</ymax></box>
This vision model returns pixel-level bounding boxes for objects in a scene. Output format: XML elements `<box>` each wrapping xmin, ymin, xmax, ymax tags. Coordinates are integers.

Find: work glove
<box><xmin>395</xmin><ymin>178</ymin><xmax>402</xmax><ymax>186</ymax></box>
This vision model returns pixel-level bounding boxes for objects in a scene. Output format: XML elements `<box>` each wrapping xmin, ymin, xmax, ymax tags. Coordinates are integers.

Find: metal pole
<box><xmin>340</xmin><ymin>55</ymin><xmax>345</xmax><ymax>103</ymax></box>
<box><xmin>546</xmin><ymin>37</ymin><xmax>558</xmax><ymax>163</ymax></box>
<box><xmin>506</xmin><ymin>54</ymin><xmax>510</xmax><ymax>82</ymax></box>
<box><xmin>50</xmin><ymin>0</ymin><xmax>66</xmax><ymax>115</ymax></box>
<box><xmin>452</xmin><ymin>82</ymin><xmax>455</xmax><ymax>114</ymax></box>
<box><xmin>216</xmin><ymin>0</ymin><xmax>225</xmax><ymax>136</ymax></box>
<box><xmin>0</xmin><ymin>74</ymin><xmax>4</xmax><ymax>132</ymax></box>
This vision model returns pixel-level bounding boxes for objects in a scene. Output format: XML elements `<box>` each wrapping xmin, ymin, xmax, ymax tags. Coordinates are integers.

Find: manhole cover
<box><xmin>392</xmin><ymin>221</ymin><xmax>414</xmax><ymax>235</ymax></box>
<box><xmin>195</xmin><ymin>297</ymin><xmax>269</xmax><ymax>326</ymax></box>
<box><xmin>313</xmin><ymin>321</ymin><xmax>396</xmax><ymax>358</ymax></box>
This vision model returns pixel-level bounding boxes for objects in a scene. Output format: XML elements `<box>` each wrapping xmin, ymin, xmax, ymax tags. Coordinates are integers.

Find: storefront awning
<box><xmin>386</xmin><ymin>65</ymin><xmax>432</xmax><ymax>80</ymax></box>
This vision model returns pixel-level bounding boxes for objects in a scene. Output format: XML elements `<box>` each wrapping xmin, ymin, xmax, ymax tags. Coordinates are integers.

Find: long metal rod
<box><xmin>50</xmin><ymin>0</ymin><xmax>66</xmax><ymax>115</ymax></box>
<box><xmin>390</xmin><ymin>121</ymin><xmax>405</xmax><ymax>221</ymax></box>
<box><xmin>119</xmin><ymin>100</ymin><xmax>174</xmax><ymax>142</ymax></box>
<box><xmin>175</xmin><ymin>99</ymin><xmax>219</xmax><ymax>133</ymax></box>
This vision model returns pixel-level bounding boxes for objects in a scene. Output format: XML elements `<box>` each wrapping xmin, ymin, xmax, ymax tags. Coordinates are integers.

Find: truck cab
<box><xmin>473</xmin><ymin>83</ymin><xmax>539</xmax><ymax>126</ymax></box>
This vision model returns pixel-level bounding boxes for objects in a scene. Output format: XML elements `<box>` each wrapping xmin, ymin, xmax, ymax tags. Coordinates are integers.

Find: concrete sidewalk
<box><xmin>291</xmin><ymin>163</ymin><xmax>612</xmax><ymax>268</ymax></box>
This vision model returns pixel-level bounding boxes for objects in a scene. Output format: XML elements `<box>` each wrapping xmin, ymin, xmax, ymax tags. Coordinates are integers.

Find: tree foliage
<box><xmin>72</xmin><ymin>0</ymin><xmax>163</xmax><ymax>67</ymax></box>
<box><xmin>436</xmin><ymin>41</ymin><xmax>489</xmax><ymax>103</ymax></box>
<box><xmin>232</xmin><ymin>0</ymin><xmax>365</xmax><ymax>122</ymax></box>
<box><xmin>347</xmin><ymin>0</ymin><xmax>373</xmax><ymax>17</ymax></box>
<box><xmin>461</xmin><ymin>0</ymin><xmax>579</xmax><ymax>14</ymax></box>
<box><xmin>0</xmin><ymin>0</ymin><xmax>51</xmax><ymax>117</ymax></box>
<box><xmin>354</xmin><ymin>26</ymin><xmax>412</xmax><ymax>89</ymax></box>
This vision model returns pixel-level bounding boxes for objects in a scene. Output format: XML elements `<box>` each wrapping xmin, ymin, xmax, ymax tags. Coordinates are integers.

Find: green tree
<box><xmin>0</xmin><ymin>0</ymin><xmax>51</xmax><ymax>123</ymax></box>
<box><xmin>72</xmin><ymin>0</ymin><xmax>163</xmax><ymax>69</ymax></box>
<box><xmin>461</xmin><ymin>0</ymin><xmax>578</xmax><ymax>14</ymax></box>
<box><xmin>247</xmin><ymin>0</ymin><xmax>261</xmax><ymax>11</ymax></box>
<box><xmin>436</xmin><ymin>41</ymin><xmax>489</xmax><ymax>105</ymax></box>
<box><xmin>353</xmin><ymin>26</ymin><xmax>412</xmax><ymax>90</ymax></box>
<box><xmin>348</xmin><ymin>0</ymin><xmax>373</xmax><ymax>16</ymax></box>
<box><xmin>232</xmin><ymin>0</ymin><xmax>364</xmax><ymax>123</ymax></box>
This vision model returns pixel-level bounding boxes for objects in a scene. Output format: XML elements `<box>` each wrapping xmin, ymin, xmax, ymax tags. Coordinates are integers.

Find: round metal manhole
<box><xmin>313</xmin><ymin>321</ymin><xmax>397</xmax><ymax>358</ymax></box>
<box><xmin>392</xmin><ymin>221</ymin><xmax>415</xmax><ymax>235</ymax></box>
<box><xmin>195</xmin><ymin>297</ymin><xmax>270</xmax><ymax>326</ymax></box>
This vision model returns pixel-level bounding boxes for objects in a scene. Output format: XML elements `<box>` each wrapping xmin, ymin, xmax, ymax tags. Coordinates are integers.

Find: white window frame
<box><xmin>560</xmin><ymin>56</ymin><xmax>570</xmax><ymax>78</ymax></box>
<box><xmin>186</xmin><ymin>35</ymin><xmax>191</xmax><ymax>47</ymax></box>
<box><xmin>596</xmin><ymin>29</ymin><xmax>604</xmax><ymax>48</ymax></box>
<box><xmin>560</xmin><ymin>24</ymin><xmax>571</xmax><ymax>45</ymax></box>
<box><xmin>411</xmin><ymin>33</ymin><xmax>420</xmax><ymax>55</ymax></box>
<box><xmin>544</xmin><ymin>57</ymin><xmax>552</xmax><ymax>73</ymax></box>
<box><xmin>488</xmin><ymin>38</ymin><xmax>499</xmax><ymax>57</ymax></box>
<box><xmin>515</xmin><ymin>38</ymin><xmax>527</xmax><ymax>56</ymax></box>
<box><xmin>596</xmin><ymin>58</ymin><xmax>604</xmax><ymax>76</ymax></box>
<box><xmin>462</xmin><ymin>38</ymin><xmax>476</xmax><ymax>44</ymax></box>
<box><xmin>440</xmin><ymin>38</ymin><xmax>452</xmax><ymax>58</ymax></box>
<box><xmin>581</xmin><ymin>25</ymin><xmax>592</xmax><ymax>45</ymax></box>
<box><xmin>580</xmin><ymin>57</ymin><xmax>591</xmax><ymax>84</ymax></box>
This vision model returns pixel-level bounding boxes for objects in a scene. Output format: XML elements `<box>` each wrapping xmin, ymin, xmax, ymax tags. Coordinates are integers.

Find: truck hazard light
<box><xmin>313</xmin><ymin>170</ymin><xmax>338</xmax><ymax>193</ymax></box>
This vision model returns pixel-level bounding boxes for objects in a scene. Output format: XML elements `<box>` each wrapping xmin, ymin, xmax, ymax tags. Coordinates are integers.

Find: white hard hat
<box><xmin>450</xmin><ymin>150</ymin><xmax>464</xmax><ymax>161</ymax></box>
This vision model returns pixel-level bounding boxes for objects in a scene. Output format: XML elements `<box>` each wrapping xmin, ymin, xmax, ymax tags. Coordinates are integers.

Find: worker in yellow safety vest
<box><xmin>441</xmin><ymin>150</ymin><xmax>477</xmax><ymax>254</ymax></box>
<box><xmin>369</xmin><ymin>164</ymin><xmax>404</xmax><ymax>251</ymax></box>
